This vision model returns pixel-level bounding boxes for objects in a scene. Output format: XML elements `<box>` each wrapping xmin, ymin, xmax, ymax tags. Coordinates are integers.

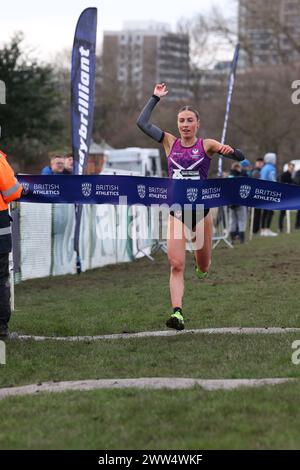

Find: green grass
<box><xmin>1</xmin><ymin>383</ymin><xmax>300</xmax><ymax>450</ymax></box>
<box><xmin>1</xmin><ymin>333</ymin><xmax>300</xmax><ymax>389</ymax></box>
<box><xmin>11</xmin><ymin>231</ymin><xmax>300</xmax><ymax>336</ymax></box>
<box><xmin>1</xmin><ymin>230</ymin><xmax>300</xmax><ymax>449</ymax></box>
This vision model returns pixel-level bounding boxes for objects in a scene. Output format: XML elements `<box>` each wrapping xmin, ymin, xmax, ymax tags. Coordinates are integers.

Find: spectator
<box><xmin>293</xmin><ymin>166</ymin><xmax>300</xmax><ymax>229</ymax></box>
<box><xmin>240</xmin><ymin>159</ymin><xmax>251</xmax><ymax>177</ymax></box>
<box><xmin>251</xmin><ymin>157</ymin><xmax>264</xmax><ymax>178</ymax></box>
<box><xmin>0</xmin><ymin>150</ymin><xmax>23</xmax><ymax>338</ymax></box>
<box><xmin>250</xmin><ymin>158</ymin><xmax>265</xmax><ymax>235</ymax></box>
<box><xmin>63</xmin><ymin>153</ymin><xmax>73</xmax><ymax>175</ymax></box>
<box><xmin>41</xmin><ymin>154</ymin><xmax>65</xmax><ymax>175</ymax></box>
<box><xmin>228</xmin><ymin>162</ymin><xmax>248</xmax><ymax>244</ymax></box>
<box><xmin>260</xmin><ymin>152</ymin><xmax>278</xmax><ymax>237</ymax></box>
<box><xmin>278</xmin><ymin>162</ymin><xmax>295</xmax><ymax>233</ymax></box>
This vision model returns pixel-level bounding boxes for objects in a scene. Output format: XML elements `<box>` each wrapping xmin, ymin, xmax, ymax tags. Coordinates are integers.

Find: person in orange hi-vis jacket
<box><xmin>0</xmin><ymin>150</ymin><xmax>22</xmax><ymax>338</ymax></box>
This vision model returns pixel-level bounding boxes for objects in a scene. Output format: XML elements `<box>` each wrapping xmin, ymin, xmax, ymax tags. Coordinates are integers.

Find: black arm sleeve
<box><xmin>136</xmin><ymin>95</ymin><xmax>165</xmax><ymax>143</ymax></box>
<box><xmin>219</xmin><ymin>148</ymin><xmax>245</xmax><ymax>162</ymax></box>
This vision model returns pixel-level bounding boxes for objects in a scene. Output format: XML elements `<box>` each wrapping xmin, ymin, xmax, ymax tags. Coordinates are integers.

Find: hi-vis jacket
<box><xmin>0</xmin><ymin>150</ymin><xmax>22</xmax><ymax>253</ymax></box>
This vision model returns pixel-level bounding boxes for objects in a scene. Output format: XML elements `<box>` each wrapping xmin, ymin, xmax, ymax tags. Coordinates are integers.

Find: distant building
<box><xmin>238</xmin><ymin>0</ymin><xmax>300</xmax><ymax>67</ymax></box>
<box><xmin>103</xmin><ymin>21</ymin><xmax>191</xmax><ymax>101</ymax></box>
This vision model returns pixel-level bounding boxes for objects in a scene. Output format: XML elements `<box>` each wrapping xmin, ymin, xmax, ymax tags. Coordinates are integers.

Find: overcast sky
<box><xmin>0</xmin><ymin>0</ymin><xmax>237</xmax><ymax>61</ymax></box>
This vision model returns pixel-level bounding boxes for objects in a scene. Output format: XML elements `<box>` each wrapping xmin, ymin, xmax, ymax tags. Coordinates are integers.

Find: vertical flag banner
<box><xmin>218</xmin><ymin>43</ymin><xmax>240</xmax><ymax>177</ymax></box>
<box><xmin>71</xmin><ymin>7</ymin><xmax>97</xmax><ymax>272</ymax></box>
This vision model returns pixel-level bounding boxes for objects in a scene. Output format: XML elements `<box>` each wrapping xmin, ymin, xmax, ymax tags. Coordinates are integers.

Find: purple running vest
<box><xmin>167</xmin><ymin>138</ymin><xmax>211</xmax><ymax>180</ymax></box>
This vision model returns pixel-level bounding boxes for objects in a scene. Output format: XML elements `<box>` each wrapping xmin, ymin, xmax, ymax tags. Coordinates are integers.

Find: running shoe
<box><xmin>166</xmin><ymin>311</ymin><xmax>185</xmax><ymax>331</ymax></box>
<box><xmin>195</xmin><ymin>265</ymin><xmax>208</xmax><ymax>280</ymax></box>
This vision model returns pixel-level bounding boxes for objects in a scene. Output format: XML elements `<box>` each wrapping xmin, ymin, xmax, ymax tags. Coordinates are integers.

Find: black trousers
<box><xmin>253</xmin><ymin>208</ymin><xmax>262</xmax><ymax>234</ymax></box>
<box><xmin>0</xmin><ymin>253</ymin><xmax>11</xmax><ymax>326</ymax></box>
<box><xmin>279</xmin><ymin>210</ymin><xmax>286</xmax><ymax>231</ymax></box>
<box><xmin>261</xmin><ymin>210</ymin><xmax>274</xmax><ymax>229</ymax></box>
<box><xmin>296</xmin><ymin>211</ymin><xmax>300</xmax><ymax>229</ymax></box>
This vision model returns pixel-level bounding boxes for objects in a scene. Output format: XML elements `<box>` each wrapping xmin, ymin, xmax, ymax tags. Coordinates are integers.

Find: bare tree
<box><xmin>179</xmin><ymin>1</ymin><xmax>300</xmax><ymax>171</ymax></box>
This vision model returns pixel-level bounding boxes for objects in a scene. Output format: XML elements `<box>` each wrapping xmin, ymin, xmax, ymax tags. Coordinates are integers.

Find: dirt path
<box><xmin>0</xmin><ymin>377</ymin><xmax>294</xmax><ymax>400</ymax></box>
<box><xmin>13</xmin><ymin>327</ymin><xmax>300</xmax><ymax>342</ymax></box>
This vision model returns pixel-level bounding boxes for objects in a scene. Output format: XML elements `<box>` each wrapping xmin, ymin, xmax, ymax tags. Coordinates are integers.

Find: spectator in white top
<box><xmin>260</xmin><ymin>153</ymin><xmax>278</xmax><ymax>237</ymax></box>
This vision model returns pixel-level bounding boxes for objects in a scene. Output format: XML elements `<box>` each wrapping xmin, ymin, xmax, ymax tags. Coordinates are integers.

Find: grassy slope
<box><xmin>1</xmin><ymin>232</ymin><xmax>300</xmax><ymax>449</ymax></box>
<box><xmin>1</xmin><ymin>384</ymin><xmax>300</xmax><ymax>450</ymax></box>
<box><xmin>11</xmin><ymin>232</ymin><xmax>300</xmax><ymax>336</ymax></box>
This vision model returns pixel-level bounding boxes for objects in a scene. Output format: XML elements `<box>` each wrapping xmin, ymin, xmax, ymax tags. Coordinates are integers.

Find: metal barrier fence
<box><xmin>11</xmin><ymin>203</ymin><xmax>159</xmax><ymax>282</ymax></box>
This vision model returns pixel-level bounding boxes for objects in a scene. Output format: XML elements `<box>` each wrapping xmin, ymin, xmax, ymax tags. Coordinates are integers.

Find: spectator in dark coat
<box><xmin>250</xmin><ymin>158</ymin><xmax>264</xmax><ymax>235</ymax></box>
<box><xmin>293</xmin><ymin>167</ymin><xmax>300</xmax><ymax>229</ymax></box>
<box><xmin>278</xmin><ymin>162</ymin><xmax>295</xmax><ymax>232</ymax></box>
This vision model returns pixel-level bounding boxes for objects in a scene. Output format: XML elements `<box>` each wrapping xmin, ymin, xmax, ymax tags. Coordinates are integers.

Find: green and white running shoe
<box><xmin>166</xmin><ymin>311</ymin><xmax>185</xmax><ymax>331</ymax></box>
<box><xmin>195</xmin><ymin>265</ymin><xmax>208</xmax><ymax>280</ymax></box>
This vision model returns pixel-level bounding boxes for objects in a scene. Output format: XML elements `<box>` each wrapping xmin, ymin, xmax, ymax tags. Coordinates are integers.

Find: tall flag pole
<box><xmin>218</xmin><ymin>43</ymin><xmax>240</xmax><ymax>177</ymax></box>
<box><xmin>71</xmin><ymin>7</ymin><xmax>97</xmax><ymax>273</ymax></box>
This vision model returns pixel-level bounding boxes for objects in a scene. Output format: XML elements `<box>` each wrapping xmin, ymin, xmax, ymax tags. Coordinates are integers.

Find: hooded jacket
<box><xmin>0</xmin><ymin>150</ymin><xmax>22</xmax><ymax>253</ymax></box>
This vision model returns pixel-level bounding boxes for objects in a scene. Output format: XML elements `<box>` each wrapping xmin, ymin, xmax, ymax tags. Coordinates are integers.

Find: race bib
<box><xmin>172</xmin><ymin>169</ymin><xmax>201</xmax><ymax>180</ymax></box>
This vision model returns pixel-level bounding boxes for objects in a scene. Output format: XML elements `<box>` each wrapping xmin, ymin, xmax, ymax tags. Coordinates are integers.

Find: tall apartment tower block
<box><xmin>103</xmin><ymin>22</ymin><xmax>191</xmax><ymax>101</ymax></box>
<box><xmin>238</xmin><ymin>0</ymin><xmax>300</xmax><ymax>66</ymax></box>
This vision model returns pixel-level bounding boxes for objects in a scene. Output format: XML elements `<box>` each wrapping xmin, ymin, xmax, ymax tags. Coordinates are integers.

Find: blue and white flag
<box><xmin>71</xmin><ymin>7</ymin><xmax>97</xmax><ymax>175</ymax></box>
<box><xmin>71</xmin><ymin>8</ymin><xmax>97</xmax><ymax>272</ymax></box>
